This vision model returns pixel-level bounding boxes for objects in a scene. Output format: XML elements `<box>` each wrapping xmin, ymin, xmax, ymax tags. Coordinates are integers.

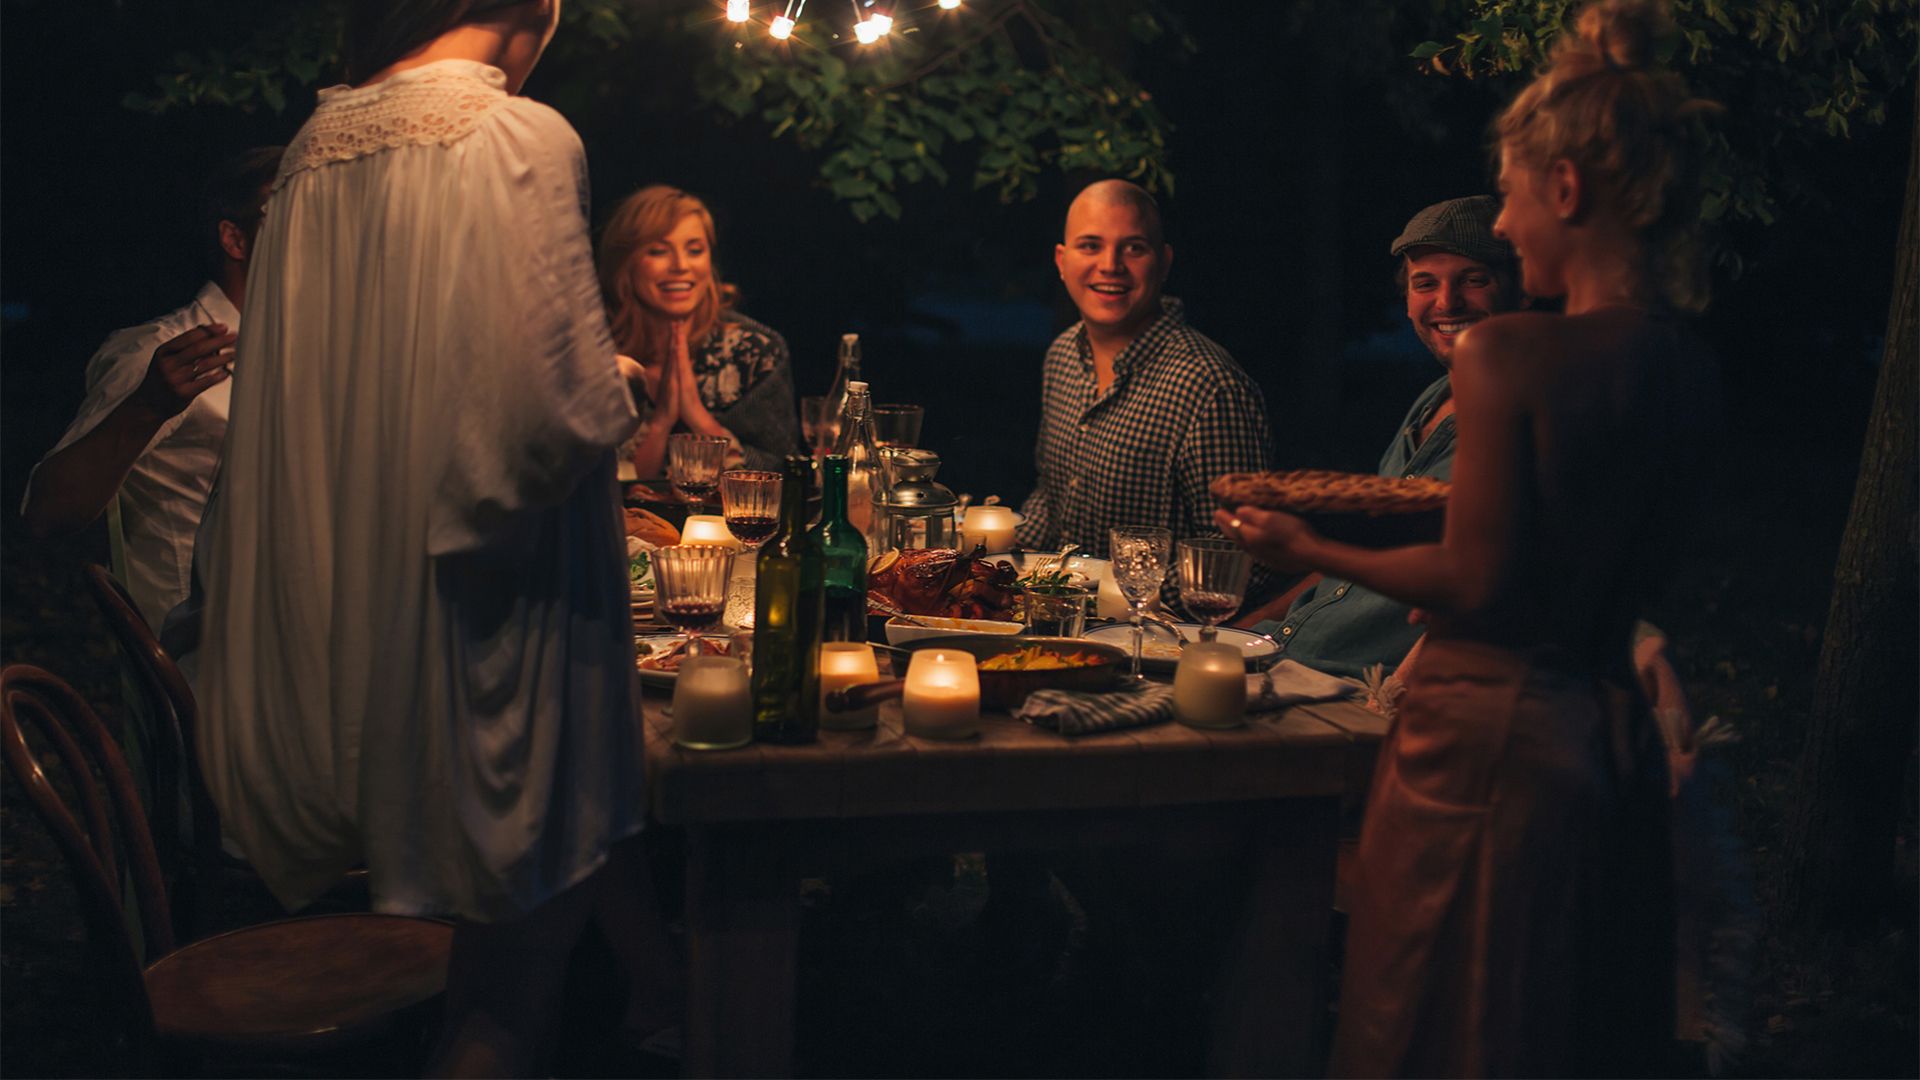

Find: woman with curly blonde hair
<box><xmin>598</xmin><ymin>185</ymin><xmax>800</xmax><ymax>477</ymax></box>
<box><xmin>1219</xmin><ymin>1</ymin><xmax>1723</xmax><ymax>1072</ymax></box>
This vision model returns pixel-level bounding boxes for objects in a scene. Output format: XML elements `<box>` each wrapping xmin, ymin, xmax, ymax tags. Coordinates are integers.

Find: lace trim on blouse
<box><xmin>276</xmin><ymin>60</ymin><xmax>510</xmax><ymax>188</ymax></box>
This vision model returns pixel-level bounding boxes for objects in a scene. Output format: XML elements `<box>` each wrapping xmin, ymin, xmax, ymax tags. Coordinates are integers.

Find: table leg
<box><xmin>683</xmin><ymin>826</ymin><xmax>799</xmax><ymax>1078</ymax></box>
<box><xmin>1207</xmin><ymin>797</ymin><xmax>1340</xmax><ymax>1078</ymax></box>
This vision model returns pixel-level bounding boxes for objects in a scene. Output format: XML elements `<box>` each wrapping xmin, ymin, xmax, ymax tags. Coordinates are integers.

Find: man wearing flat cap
<box><xmin>1236</xmin><ymin>195</ymin><xmax>1520</xmax><ymax>674</ymax></box>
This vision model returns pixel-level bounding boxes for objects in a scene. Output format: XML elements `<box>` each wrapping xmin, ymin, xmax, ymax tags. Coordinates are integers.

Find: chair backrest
<box><xmin>1</xmin><ymin>664</ymin><xmax>169</xmax><ymax>1044</ymax></box>
<box><xmin>84</xmin><ymin>564</ymin><xmax>214</xmax><ymax>869</ymax></box>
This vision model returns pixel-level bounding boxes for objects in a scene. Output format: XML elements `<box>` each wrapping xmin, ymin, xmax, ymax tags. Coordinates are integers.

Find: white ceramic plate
<box><xmin>883</xmin><ymin>615</ymin><xmax>1026</xmax><ymax>646</ymax></box>
<box><xmin>634</xmin><ymin>631</ymin><xmax>740</xmax><ymax>686</ymax></box>
<box><xmin>987</xmin><ymin>552</ymin><xmax>1112</xmax><ymax>584</ymax></box>
<box><xmin>1081</xmin><ymin>623</ymin><xmax>1278</xmax><ymax>674</ymax></box>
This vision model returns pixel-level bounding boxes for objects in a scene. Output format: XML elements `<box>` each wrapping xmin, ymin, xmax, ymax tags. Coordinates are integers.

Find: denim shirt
<box><xmin>1252</xmin><ymin>373</ymin><xmax>1455</xmax><ymax>678</ymax></box>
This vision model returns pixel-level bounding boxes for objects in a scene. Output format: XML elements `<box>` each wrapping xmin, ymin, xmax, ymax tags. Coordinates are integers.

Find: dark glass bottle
<box><xmin>752</xmin><ymin>455</ymin><xmax>822</xmax><ymax>743</ymax></box>
<box><xmin>807</xmin><ymin>455</ymin><xmax>869</xmax><ymax>646</ymax></box>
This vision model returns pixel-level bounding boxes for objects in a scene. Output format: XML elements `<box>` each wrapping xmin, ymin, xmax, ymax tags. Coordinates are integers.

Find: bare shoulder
<box><xmin>1450</xmin><ymin>311</ymin><xmax>1563</xmax><ymax>388</ymax></box>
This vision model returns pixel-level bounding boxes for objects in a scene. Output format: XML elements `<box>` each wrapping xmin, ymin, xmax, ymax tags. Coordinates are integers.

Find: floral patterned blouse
<box><xmin>621</xmin><ymin>313</ymin><xmax>803</xmax><ymax>475</ymax></box>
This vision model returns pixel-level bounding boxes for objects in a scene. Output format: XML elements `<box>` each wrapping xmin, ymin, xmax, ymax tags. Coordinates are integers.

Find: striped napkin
<box><xmin>1016</xmin><ymin>660</ymin><xmax>1362</xmax><ymax>736</ymax></box>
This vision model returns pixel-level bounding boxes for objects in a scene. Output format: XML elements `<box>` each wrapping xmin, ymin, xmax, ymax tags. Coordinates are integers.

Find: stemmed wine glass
<box><xmin>1177</xmin><ymin>538</ymin><xmax>1252</xmax><ymax>643</ymax></box>
<box><xmin>1109</xmin><ymin>525</ymin><xmax>1173</xmax><ymax>681</ymax></box>
<box><xmin>651</xmin><ymin>544</ymin><xmax>735</xmax><ymax>658</ymax></box>
<box><xmin>668</xmin><ymin>433</ymin><xmax>729</xmax><ymax>511</ymax></box>
<box><xmin>718</xmin><ymin>469</ymin><xmax>783</xmax><ymax>551</ymax></box>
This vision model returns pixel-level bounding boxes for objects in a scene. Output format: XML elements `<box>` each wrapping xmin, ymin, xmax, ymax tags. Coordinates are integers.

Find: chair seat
<box><xmin>146</xmin><ymin>913</ymin><xmax>453</xmax><ymax>1054</ymax></box>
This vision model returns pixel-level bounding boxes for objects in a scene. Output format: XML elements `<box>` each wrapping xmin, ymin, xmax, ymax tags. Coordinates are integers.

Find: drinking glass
<box><xmin>1177</xmin><ymin>538</ymin><xmax>1252</xmax><ymax>642</ymax></box>
<box><xmin>1022</xmin><ymin>583</ymin><xmax>1091</xmax><ymax>638</ymax></box>
<box><xmin>668</xmin><ymin>433</ymin><xmax>729</xmax><ymax>509</ymax></box>
<box><xmin>719</xmin><ymin>469</ymin><xmax>783</xmax><ymax>550</ymax></box>
<box><xmin>651</xmin><ymin>544</ymin><xmax>735</xmax><ymax>658</ymax></box>
<box><xmin>871</xmin><ymin>403</ymin><xmax>926</xmax><ymax>448</ymax></box>
<box><xmin>799</xmin><ymin>395</ymin><xmax>838</xmax><ymax>458</ymax></box>
<box><xmin>1109</xmin><ymin>526</ymin><xmax>1172</xmax><ymax>680</ymax></box>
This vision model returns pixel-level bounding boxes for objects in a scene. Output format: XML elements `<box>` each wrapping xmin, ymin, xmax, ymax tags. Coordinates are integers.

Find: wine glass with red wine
<box><xmin>719</xmin><ymin>469</ymin><xmax>782</xmax><ymax>551</ymax></box>
<box><xmin>651</xmin><ymin>544</ymin><xmax>735</xmax><ymax>657</ymax></box>
<box><xmin>1177</xmin><ymin>538</ymin><xmax>1252</xmax><ymax>643</ymax></box>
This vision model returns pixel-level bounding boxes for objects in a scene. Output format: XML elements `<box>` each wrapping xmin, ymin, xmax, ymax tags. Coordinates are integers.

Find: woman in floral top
<box><xmin>598</xmin><ymin>184</ymin><xmax>801</xmax><ymax>474</ymax></box>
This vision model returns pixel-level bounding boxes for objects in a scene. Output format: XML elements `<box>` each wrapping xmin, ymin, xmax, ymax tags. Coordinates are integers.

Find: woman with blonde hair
<box><xmin>1218</xmin><ymin>1</ymin><xmax>1721</xmax><ymax>1073</ymax></box>
<box><xmin>598</xmin><ymin>184</ymin><xmax>800</xmax><ymax>477</ymax></box>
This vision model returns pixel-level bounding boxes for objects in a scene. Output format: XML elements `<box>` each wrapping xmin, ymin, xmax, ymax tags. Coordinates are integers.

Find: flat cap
<box><xmin>1389</xmin><ymin>195</ymin><xmax>1514</xmax><ymax>267</ymax></box>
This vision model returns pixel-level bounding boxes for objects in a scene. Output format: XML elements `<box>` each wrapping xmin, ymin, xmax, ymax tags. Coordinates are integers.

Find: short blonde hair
<box><xmin>1496</xmin><ymin>0</ymin><xmax>1721</xmax><ymax>311</ymax></box>
<box><xmin>598</xmin><ymin>185</ymin><xmax>739</xmax><ymax>359</ymax></box>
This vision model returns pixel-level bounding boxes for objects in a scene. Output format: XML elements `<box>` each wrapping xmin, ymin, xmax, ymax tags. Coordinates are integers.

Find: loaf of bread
<box><xmin>624</xmin><ymin>506</ymin><xmax>681</xmax><ymax>547</ymax></box>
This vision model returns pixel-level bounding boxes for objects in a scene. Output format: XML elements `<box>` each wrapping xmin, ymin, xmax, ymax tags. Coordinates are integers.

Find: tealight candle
<box><xmin>818</xmin><ymin>642</ymin><xmax>881</xmax><ymax>730</ymax></box>
<box><xmin>681</xmin><ymin>514</ymin><xmax>740</xmax><ymax>550</ymax></box>
<box><xmin>672</xmin><ymin>656</ymin><xmax>753</xmax><ymax>750</ymax></box>
<box><xmin>960</xmin><ymin>506</ymin><xmax>1017</xmax><ymax>554</ymax></box>
<box><xmin>902</xmin><ymin>650</ymin><xmax>981</xmax><ymax>740</ymax></box>
<box><xmin>1173</xmin><ymin>641</ymin><xmax>1247</xmax><ymax>729</ymax></box>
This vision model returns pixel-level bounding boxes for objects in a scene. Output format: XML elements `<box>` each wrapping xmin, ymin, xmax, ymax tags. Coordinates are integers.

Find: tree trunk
<box><xmin>1780</xmin><ymin>79</ymin><xmax>1920</xmax><ymax>930</ymax></box>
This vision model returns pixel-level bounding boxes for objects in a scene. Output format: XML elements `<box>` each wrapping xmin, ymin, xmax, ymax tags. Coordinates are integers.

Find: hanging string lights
<box><xmin>725</xmin><ymin>0</ymin><xmax>957</xmax><ymax>46</ymax></box>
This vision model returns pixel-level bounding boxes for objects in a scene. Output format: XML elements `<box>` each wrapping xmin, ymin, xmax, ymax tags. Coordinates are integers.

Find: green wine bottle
<box><xmin>752</xmin><ymin>455</ymin><xmax>821</xmax><ymax>743</ymax></box>
<box><xmin>808</xmin><ymin>454</ymin><xmax>869</xmax><ymax>645</ymax></box>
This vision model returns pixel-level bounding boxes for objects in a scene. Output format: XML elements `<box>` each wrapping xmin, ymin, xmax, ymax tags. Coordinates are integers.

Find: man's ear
<box><xmin>1546</xmin><ymin>158</ymin><xmax>1584</xmax><ymax>222</ymax></box>
<box><xmin>217</xmin><ymin>219</ymin><xmax>250</xmax><ymax>263</ymax></box>
<box><xmin>1054</xmin><ymin>243</ymin><xmax>1068</xmax><ymax>280</ymax></box>
<box><xmin>1160</xmin><ymin>242</ymin><xmax>1174</xmax><ymax>281</ymax></box>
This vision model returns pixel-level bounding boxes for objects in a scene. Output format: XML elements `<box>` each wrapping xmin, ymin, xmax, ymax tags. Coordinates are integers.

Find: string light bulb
<box><xmin>938</xmin><ymin>0</ymin><xmax>960</xmax><ymax>8</ymax></box>
<box><xmin>870</xmin><ymin>12</ymin><xmax>893</xmax><ymax>34</ymax></box>
<box><xmin>770</xmin><ymin>14</ymin><xmax>794</xmax><ymax>37</ymax></box>
<box><xmin>726</xmin><ymin>0</ymin><xmax>750</xmax><ymax>21</ymax></box>
<box><xmin>853</xmin><ymin>17</ymin><xmax>881</xmax><ymax>43</ymax></box>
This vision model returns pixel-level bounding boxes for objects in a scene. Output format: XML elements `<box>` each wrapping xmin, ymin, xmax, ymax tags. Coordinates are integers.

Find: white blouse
<box><xmin>195</xmin><ymin>60</ymin><xmax>643</xmax><ymax>920</ymax></box>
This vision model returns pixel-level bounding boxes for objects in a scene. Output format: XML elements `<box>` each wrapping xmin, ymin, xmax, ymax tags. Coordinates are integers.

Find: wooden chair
<box><xmin>82</xmin><ymin>564</ymin><xmax>372</xmax><ymax>934</ymax></box>
<box><xmin>83</xmin><ymin>566</ymin><xmax>210</xmax><ymax>902</ymax></box>
<box><xmin>0</xmin><ymin>664</ymin><xmax>453</xmax><ymax>1073</ymax></box>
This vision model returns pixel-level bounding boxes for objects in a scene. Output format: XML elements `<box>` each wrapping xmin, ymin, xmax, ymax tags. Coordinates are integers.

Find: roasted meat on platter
<box><xmin>867</xmin><ymin>547</ymin><xmax>1019</xmax><ymax>621</ymax></box>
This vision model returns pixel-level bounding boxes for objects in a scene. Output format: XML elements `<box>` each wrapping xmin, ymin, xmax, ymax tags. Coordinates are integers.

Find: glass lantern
<box><xmin>875</xmin><ymin>448</ymin><xmax>959</xmax><ymax>553</ymax></box>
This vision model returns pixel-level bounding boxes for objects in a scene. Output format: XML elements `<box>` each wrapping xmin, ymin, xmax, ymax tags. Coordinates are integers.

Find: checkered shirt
<box><xmin>1017</xmin><ymin>297</ymin><xmax>1275</xmax><ymax>604</ymax></box>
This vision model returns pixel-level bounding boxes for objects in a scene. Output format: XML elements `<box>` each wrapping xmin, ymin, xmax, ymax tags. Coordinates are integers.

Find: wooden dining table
<box><xmin>640</xmin><ymin>679</ymin><xmax>1388</xmax><ymax>1078</ymax></box>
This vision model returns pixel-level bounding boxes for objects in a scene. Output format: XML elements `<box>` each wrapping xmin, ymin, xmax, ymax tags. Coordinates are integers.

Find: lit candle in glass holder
<box><xmin>680</xmin><ymin>515</ymin><xmax>740</xmax><ymax>550</ymax></box>
<box><xmin>903</xmin><ymin>650</ymin><xmax>980</xmax><ymax>740</ymax></box>
<box><xmin>1172</xmin><ymin>641</ymin><xmax>1247</xmax><ymax>729</ymax></box>
<box><xmin>959</xmin><ymin>505</ymin><xmax>1016</xmax><ymax>553</ymax></box>
<box><xmin>673</xmin><ymin>656</ymin><xmax>753</xmax><ymax>749</ymax></box>
<box><xmin>818</xmin><ymin>642</ymin><xmax>881</xmax><ymax>730</ymax></box>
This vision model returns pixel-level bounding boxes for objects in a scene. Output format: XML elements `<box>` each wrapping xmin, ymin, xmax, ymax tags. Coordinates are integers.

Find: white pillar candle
<box><xmin>1172</xmin><ymin>641</ymin><xmax>1247</xmax><ymax>729</ymax></box>
<box><xmin>672</xmin><ymin>656</ymin><xmax>753</xmax><ymax>750</ymax></box>
<box><xmin>1095</xmin><ymin>568</ymin><xmax>1130</xmax><ymax>619</ymax></box>
<box><xmin>902</xmin><ymin>650</ymin><xmax>981</xmax><ymax>740</ymax></box>
<box><xmin>960</xmin><ymin>506</ymin><xmax>1017</xmax><ymax>554</ymax></box>
<box><xmin>818</xmin><ymin>642</ymin><xmax>882</xmax><ymax>730</ymax></box>
<box><xmin>681</xmin><ymin>514</ymin><xmax>740</xmax><ymax>550</ymax></box>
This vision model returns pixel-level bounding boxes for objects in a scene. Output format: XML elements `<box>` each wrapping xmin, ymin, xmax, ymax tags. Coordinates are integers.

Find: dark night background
<box><xmin>2</xmin><ymin>1</ymin><xmax>1912</xmax><ymax>1076</ymax></box>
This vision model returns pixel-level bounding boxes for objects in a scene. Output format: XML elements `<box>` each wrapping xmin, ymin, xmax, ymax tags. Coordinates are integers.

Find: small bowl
<box><xmin>884</xmin><ymin>615</ymin><xmax>1025</xmax><ymax>646</ymax></box>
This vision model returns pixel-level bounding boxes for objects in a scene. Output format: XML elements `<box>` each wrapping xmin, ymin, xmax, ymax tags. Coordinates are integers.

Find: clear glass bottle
<box><xmin>831</xmin><ymin>380</ymin><xmax>885</xmax><ymax>542</ymax></box>
<box><xmin>823</xmin><ymin>333</ymin><xmax>862</xmax><ymax>448</ymax></box>
<box><xmin>752</xmin><ymin>455</ymin><xmax>822</xmax><ymax>743</ymax></box>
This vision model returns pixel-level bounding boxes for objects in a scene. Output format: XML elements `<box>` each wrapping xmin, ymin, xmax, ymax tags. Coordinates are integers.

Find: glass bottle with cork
<box><xmin>832</xmin><ymin>380</ymin><xmax>886</xmax><ymax>543</ymax></box>
<box><xmin>751</xmin><ymin>455</ymin><xmax>822</xmax><ymax>743</ymax></box>
<box><xmin>822</xmin><ymin>333</ymin><xmax>862</xmax><ymax>450</ymax></box>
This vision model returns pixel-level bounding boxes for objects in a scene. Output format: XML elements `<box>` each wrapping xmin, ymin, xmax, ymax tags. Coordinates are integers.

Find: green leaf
<box><xmin>831</xmin><ymin>176</ymin><xmax>879</xmax><ymax>199</ymax></box>
<box><xmin>1410</xmin><ymin>41</ymin><xmax>1446</xmax><ymax>59</ymax></box>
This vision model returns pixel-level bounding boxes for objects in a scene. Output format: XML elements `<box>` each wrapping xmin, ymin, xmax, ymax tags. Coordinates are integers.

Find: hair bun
<box><xmin>1574</xmin><ymin>0</ymin><xmax>1669</xmax><ymax>70</ymax></box>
